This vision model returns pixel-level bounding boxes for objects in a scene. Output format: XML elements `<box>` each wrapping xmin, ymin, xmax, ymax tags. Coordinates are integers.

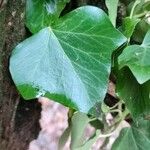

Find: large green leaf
<box><xmin>119</xmin><ymin>30</ymin><xmax>150</xmax><ymax>84</ymax></box>
<box><xmin>26</xmin><ymin>0</ymin><xmax>70</xmax><ymax>33</ymax></box>
<box><xmin>116</xmin><ymin>68</ymin><xmax>150</xmax><ymax>119</ymax></box>
<box><xmin>10</xmin><ymin>6</ymin><xmax>126</xmax><ymax>115</ymax></box>
<box><xmin>112</xmin><ymin>119</ymin><xmax>150</xmax><ymax>150</ymax></box>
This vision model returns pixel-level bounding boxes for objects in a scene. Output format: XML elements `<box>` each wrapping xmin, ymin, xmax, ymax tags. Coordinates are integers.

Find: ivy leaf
<box><xmin>119</xmin><ymin>30</ymin><xmax>150</xmax><ymax>84</ymax></box>
<box><xmin>132</xmin><ymin>18</ymin><xmax>150</xmax><ymax>43</ymax></box>
<box><xmin>112</xmin><ymin>119</ymin><xmax>150</xmax><ymax>150</ymax></box>
<box><xmin>77</xmin><ymin>130</ymin><xmax>101</xmax><ymax>150</ymax></box>
<box><xmin>10</xmin><ymin>6</ymin><xmax>126</xmax><ymax>115</ymax></box>
<box><xmin>105</xmin><ymin>0</ymin><xmax>119</xmax><ymax>27</ymax></box>
<box><xmin>70</xmin><ymin>112</ymin><xmax>90</xmax><ymax>149</ymax></box>
<box><xmin>121</xmin><ymin>17</ymin><xmax>140</xmax><ymax>38</ymax></box>
<box><xmin>26</xmin><ymin>0</ymin><xmax>70</xmax><ymax>33</ymax></box>
<box><xmin>143</xmin><ymin>1</ymin><xmax>150</xmax><ymax>11</ymax></box>
<box><xmin>116</xmin><ymin>68</ymin><xmax>150</xmax><ymax>119</ymax></box>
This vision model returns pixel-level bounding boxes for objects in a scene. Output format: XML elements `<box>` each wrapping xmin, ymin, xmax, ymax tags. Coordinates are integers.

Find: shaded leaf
<box><xmin>58</xmin><ymin>125</ymin><xmax>71</xmax><ymax>150</ymax></box>
<box><xmin>116</xmin><ymin>68</ymin><xmax>150</xmax><ymax>119</ymax></box>
<box><xmin>26</xmin><ymin>0</ymin><xmax>70</xmax><ymax>33</ymax></box>
<box><xmin>132</xmin><ymin>18</ymin><xmax>150</xmax><ymax>43</ymax></box>
<box><xmin>77</xmin><ymin>130</ymin><xmax>101</xmax><ymax>150</ymax></box>
<box><xmin>119</xmin><ymin>30</ymin><xmax>150</xmax><ymax>84</ymax></box>
<box><xmin>112</xmin><ymin>119</ymin><xmax>150</xmax><ymax>150</ymax></box>
<box><xmin>143</xmin><ymin>1</ymin><xmax>150</xmax><ymax>11</ymax></box>
<box><xmin>90</xmin><ymin>119</ymin><xmax>104</xmax><ymax>130</ymax></box>
<box><xmin>70</xmin><ymin>112</ymin><xmax>90</xmax><ymax>149</ymax></box>
<box><xmin>127</xmin><ymin>0</ymin><xmax>148</xmax><ymax>16</ymax></box>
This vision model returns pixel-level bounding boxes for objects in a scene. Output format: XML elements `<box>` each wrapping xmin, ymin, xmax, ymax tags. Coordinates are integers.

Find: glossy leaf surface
<box><xmin>119</xmin><ymin>30</ymin><xmax>150</xmax><ymax>84</ymax></box>
<box><xmin>26</xmin><ymin>0</ymin><xmax>70</xmax><ymax>33</ymax></box>
<box><xmin>10</xmin><ymin>6</ymin><xmax>126</xmax><ymax>115</ymax></box>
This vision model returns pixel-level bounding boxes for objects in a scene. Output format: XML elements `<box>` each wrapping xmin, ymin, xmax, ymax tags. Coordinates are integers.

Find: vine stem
<box><xmin>103</xmin><ymin>106</ymin><xmax>129</xmax><ymax>135</ymax></box>
<box><xmin>109</xmin><ymin>101</ymin><xmax>121</xmax><ymax>110</ymax></box>
<box><xmin>134</xmin><ymin>11</ymin><xmax>150</xmax><ymax>18</ymax></box>
<box><xmin>98</xmin><ymin>107</ymin><xmax>129</xmax><ymax>138</ymax></box>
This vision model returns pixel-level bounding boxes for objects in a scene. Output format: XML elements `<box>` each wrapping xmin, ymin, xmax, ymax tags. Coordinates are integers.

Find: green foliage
<box><xmin>112</xmin><ymin>118</ymin><xmax>150</xmax><ymax>150</ymax></box>
<box><xmin>10</xmin><ymin>6</ymin><xmax>126</xmax><ymax>115</ymax></box>
<box><xmin>121</xmin><ymin>17</ymin><xmax>140</xmax><ymax>38</ymax></box>
<box><xmin>26</xmin><ymin>0</ymin><xmax>70</xmax><ymax>33</ymax></box>
<box><xmin>127</xmin><ymin>0</ymin><xmax>150</xmax><ymax>42</ymax></box>
<box><xmin>70</xmin><ymin>112</ymin><xmax>90</xmax><ymax>149</ymax></box>
<box><xmin>116</xmin><ymin>68</ymin><xmax>150</xmax><ymax>119</ymax></box>
<box><xmin>9</xmin><ymin>0</ymin><xmax>150</xmax><ymax>149</ymax></box>
<box><xmin>105</xmin><ymin>0</ymin><xmax>119</xmax><ymax>27</ymax></box>
<box><xmin>119</xmin><ymin>30</ymin><xmax>150</xmax><ymax>84</ymax></box>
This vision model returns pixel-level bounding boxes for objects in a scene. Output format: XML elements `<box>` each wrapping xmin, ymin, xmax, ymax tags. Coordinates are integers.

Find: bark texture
<box><xmin>0</xmin><ymin>0</ymin><xmax>106</xmax><ymax>149</ymax></box>
<box><xmin>0</xmin><ymin>1</ymin><xmax>41</xmax><ymax>150</ymax></box>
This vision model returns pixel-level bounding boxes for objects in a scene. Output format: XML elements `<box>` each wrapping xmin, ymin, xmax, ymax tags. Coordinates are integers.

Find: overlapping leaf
<box><xmin>10</xmin><ymin>6</ymin><xmax>126</xmax><ymax>116</ymax></box>
<box><xmin>105</xmin><ymin>0</ymin><xmax>119</xmax><ymax>27</ymax></box>
<box><xmin>121</xmin><ymin>17</ymin><xmax>140</xmax><ymax>38</ymax></box>
<box><xmin>112</xmin><ymin>119</ymin><xmax>150</xmax><ymax>150</ymax></box>
<box><xmin>26</xmin><ymin>0</ymin><xmax>70</xmax><ymax>33</ymax></box>
<box><xmin>119</xmin><ymin>30</ymin><xmax>150</xmax><ymax>84</ymax></box>
<box><xmin>116</xmin><ymin>68</ymin><xmax>150</xmax><ymax>118</ymax></box>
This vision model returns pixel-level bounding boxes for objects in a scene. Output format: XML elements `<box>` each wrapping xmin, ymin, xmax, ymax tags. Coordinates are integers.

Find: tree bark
<box><xmin>0</xmin><ymin>0</ymin><xmax>106</xmax><ymax>149</ymax></box>
<box><xmin>0</xmin><ymin>1</ymin><xmax>41</xmax><ymax>150</ymax></box>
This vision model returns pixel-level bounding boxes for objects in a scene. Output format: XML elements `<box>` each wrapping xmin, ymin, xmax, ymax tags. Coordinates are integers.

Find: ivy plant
<box><xmin>9</xmin><ymin>0</ymin><xmax>150</xmax><ymax>149</ymax></box>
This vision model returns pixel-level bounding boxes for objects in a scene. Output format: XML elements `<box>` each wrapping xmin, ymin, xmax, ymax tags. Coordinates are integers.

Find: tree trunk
<box><xmin>0</xmin><ymin>0</ymin><xmax>106</xmax><ymax>149</ymax></box>
<box><xmin>0</xmin><ymin>1</ymin><xmax>41</xmax><ymax>150</ymax></box>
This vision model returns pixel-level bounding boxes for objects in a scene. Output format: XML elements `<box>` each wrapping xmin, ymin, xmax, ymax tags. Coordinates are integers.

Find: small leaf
<box><xmin>26</xmin><ymin>0</ymin><xmax>70</xmax><ymax>33</ymax></box>
<box><xmin>70</xmin><ymin>112</ymin><xmax>90</xmax><ymax>149</ymax></box>
<box><xmin>112</xmin><ymin>119</ymin><xmax>150</xmax><ymax>150</ymax></box>
<box><xmin>142</xmin><ymin>29</ymin><xmax>150</xmax><ymax>46</ymax></box>
<box><xmin>127</xmin><ymin>0</ymin><xmax>147</xmax><ymax>17</ymax></box>
<box><xmin>105</xmin><ymin>0</ymin><xmax>119</xmax><ymax>27</ymax></box>
<box><xmin>143</xmin><ymin>1</ymin><xmax>150</xmax><ymax>11</ymax></box>
<box><xmin>58</xmin><ymin>125</ymin><xmax>71</xmax><ymax>150</ymax></box>
<box><xmin>116</xmin><ymin>68</ymin><xmax>150</xmax><ymax>119</ymax></box>
<box><xmin>132</xmin><ymin>18</ymin><xmax>150</xmax><ymax>43</ymax></box>
<box><xmin>119</xmin><ymin>30</ymin><xmax>150</xmax><ymax>84</ymax></box>
<box><xmin>77</xmin><ymin>130</ymin><xmax>101</xmax><ymax>150</ymax></box>
<box><xmin>121</xmin><ymin>17</ymin><xmax>140</xmax><ymax>38</ymax></box>
<box><xmin>90</xmin><ymin>119</ymin><xmax>104</xmax><ymax>130</ymax></box>
<box><xmin>10</xmin><ymin>6</ymin><xmax>126</xmax><ymax>115</ymax></box>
